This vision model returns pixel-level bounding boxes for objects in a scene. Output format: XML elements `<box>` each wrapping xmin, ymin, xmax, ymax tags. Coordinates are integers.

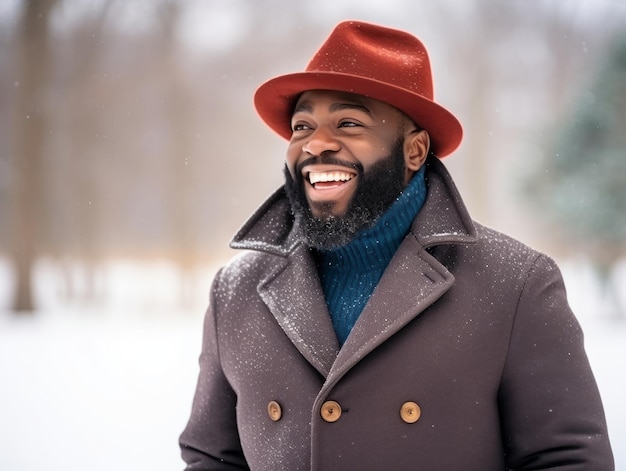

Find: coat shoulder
<box><xmin>434</xmin><ymin>221</ymin><xmax>561</xmax><ymax>297</ymax></box>
<box><xmin>473</xmin><ymin>222</ymin><xmax>548</xmax><ymax>271</ymax></box>
<box><xmin>215</xmin><ymin>249</ymin><xmax>278</xmax><ymax>292</ymax></box>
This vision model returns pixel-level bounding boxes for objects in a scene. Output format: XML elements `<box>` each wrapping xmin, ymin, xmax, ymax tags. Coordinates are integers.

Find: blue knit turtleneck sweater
<box><xmin>316</xmin><ymin>166</ymin><xmax>428</xmax><ymax>346</ymax></box>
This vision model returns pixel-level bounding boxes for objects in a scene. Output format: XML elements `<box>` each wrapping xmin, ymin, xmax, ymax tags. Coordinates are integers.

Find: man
<box><xmin>180</xmin><ymin>21</ymin><xmax>614</xmax><ymax>470</ymax></box>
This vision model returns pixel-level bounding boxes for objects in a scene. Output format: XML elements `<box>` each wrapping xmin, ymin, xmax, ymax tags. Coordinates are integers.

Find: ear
<box><xmin>404</xmin><ymin>129</ymin><xmax>430</xmax><ymax>175</ymax></box>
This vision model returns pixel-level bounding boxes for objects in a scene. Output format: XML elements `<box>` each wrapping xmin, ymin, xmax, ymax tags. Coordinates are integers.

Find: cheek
<box><xmin>354</xmin><ymin>140</ymin><xmax>393</xmax><ymax>168</ymax></box>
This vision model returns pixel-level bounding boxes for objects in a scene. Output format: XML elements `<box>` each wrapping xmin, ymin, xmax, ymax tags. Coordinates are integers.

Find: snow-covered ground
<box><xmin>0</xmin><ymin>257</ymin><xmax>624</xmax><ymax>470</ymax></box>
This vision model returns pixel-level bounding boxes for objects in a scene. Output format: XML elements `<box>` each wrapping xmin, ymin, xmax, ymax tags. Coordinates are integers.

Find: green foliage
<box><xmin>526</xmin><ymin>32</ymin><xmax>626</xmax><ymax>246</ymax></box>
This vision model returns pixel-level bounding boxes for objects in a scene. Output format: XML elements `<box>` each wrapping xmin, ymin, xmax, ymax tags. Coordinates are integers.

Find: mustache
<box><xmin>295</xmin><ymin>155</ymin><xmax>363</xmax><ymax>176</ymax></box>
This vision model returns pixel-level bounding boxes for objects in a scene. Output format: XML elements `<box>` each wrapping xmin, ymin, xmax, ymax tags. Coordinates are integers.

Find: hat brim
<box><xmin>254</xmin><ymin>71</ymin><xmax>463</xmax><ymax>157</ymax></box>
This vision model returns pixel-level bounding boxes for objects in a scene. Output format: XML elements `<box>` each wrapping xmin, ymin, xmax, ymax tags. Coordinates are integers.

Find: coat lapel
<box><xmin>324</xmin><ymin>234</ymin><xmax>454</xmax><ymax>389</ymax></box>
<box><xmin>257</xmin><ymin>244</ymin><xmax>340</xmax><ymax>378</ymax></box>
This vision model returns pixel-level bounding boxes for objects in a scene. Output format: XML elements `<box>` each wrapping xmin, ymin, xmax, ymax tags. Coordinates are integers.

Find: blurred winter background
<box><xmin>1</xmin><ymin>0</ymin><xmax>625</xmax><ymax>469</ymax></box>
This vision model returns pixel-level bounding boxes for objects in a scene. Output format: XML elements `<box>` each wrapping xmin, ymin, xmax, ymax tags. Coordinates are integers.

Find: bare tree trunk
<box><xmin>10</xmin><ymin>0</ymin><xmax>57</xmax><ymax>313</ymax></box>
<box><xmin>155</xmin><ymin>2</ymin><xmax>198</xmax><ymax>306</ymax></box>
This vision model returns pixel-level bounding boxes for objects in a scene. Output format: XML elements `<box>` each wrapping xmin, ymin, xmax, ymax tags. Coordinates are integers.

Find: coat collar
<box><xmin>412</xmin><ymin>155</ymin><xmax>478</xmax><ymax>247</ymax></box>
<box><xmin>229</xmin><ymin>157</ymin><xmax>478</xmax><ymax>379</ymax></box>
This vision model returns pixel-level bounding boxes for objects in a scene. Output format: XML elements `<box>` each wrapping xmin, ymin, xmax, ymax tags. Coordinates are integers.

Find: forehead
<box><xmin>293</xmin><ymin>90</ymin><xmax>401</xmax><ymax>117</ymax></box>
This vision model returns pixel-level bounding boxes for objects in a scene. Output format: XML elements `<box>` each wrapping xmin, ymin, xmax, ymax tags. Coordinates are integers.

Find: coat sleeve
<box><xmin>179</xmin><ymin>270</ymin><xmax>249</xmax><ymax>470</ymax></box>
<box><xmin>498</xmin><ymin>254</ymin><xmax>614</xmax><ymax>470</ymax></box>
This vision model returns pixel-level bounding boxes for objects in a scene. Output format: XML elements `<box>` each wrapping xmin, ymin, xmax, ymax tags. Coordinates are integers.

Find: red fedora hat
<box><xmin>254</xmin><ymin>20</ymin><xmax>463</xmax><ymax>157</ymax></box>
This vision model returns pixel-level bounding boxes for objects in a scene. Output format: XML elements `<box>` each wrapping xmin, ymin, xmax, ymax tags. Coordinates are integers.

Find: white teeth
<box><xmin>308</xmin><ymin>171</ymin><xmax>354</xmax><ymax>184</ymax></box>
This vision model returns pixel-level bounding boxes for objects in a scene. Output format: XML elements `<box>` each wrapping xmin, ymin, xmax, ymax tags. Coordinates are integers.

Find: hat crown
<box><xmin>306</xmin><ymin>21</ymin><xmax>434</xmax><ymax>101</ymax></box>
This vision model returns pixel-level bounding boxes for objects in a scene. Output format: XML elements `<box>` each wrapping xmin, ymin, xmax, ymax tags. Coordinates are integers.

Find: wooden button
<box><xmin>400</xmin><ymin>401</ymin><xmax>421</xmax><ymax>424</ymax></box>
<box><xmin>320</xmin><ymin>400</ymin><xmax>342</xmax><ymax>422</ymax></box>
<box><xmin>267</xmin><ymin>400</ymin><xmax>282</xmax><ymax>422</ymax></box>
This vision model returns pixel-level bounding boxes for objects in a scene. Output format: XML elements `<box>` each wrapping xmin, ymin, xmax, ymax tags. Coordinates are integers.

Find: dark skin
<box><xmin>287</xmin><ymin>90</ymin><xmax>431</xmax><ymax>219</ymax></box>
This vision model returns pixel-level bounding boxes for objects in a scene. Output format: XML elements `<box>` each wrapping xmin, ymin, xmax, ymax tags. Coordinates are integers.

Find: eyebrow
<box><xmin>293</xmin><ymin>101</ymin><xmax>372</xmax><ymax>115</ymax></box>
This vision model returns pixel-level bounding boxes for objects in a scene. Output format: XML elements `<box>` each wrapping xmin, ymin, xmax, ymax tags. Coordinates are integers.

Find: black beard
<box><xmin>284</xmin><ymin>138</ymin><xmax>406</xmax><ymax>250</ymax></box>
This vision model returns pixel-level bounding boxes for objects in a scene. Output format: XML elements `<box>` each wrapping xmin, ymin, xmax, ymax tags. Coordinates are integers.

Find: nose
<box><xmin>302</xmin><ymin>127</ymin><xmax>341</xmax><ymax>156</ymax></box>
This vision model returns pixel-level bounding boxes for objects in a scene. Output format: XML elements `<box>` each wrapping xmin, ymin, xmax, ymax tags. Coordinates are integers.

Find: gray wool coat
<box><xmin>180</xmin><ymin>157</ymin><xmax>614</xmax><ymax>470</ymax></box>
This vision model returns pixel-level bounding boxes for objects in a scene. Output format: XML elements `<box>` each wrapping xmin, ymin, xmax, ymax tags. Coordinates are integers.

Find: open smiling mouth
<box><xmin>307</xmin><ymin>170</ymin><xmax>356</xmax><ymax>189</ymax></box>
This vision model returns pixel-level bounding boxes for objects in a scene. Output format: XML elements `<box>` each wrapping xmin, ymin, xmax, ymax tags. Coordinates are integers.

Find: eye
<box><xmin>338</xmin><ymin>120</ymin><xmax>360</xmax><ymax>128</ymax></box>
<box><xmin>337</xmin><ymin>119</ymin><xmax>365</xmax><ymax>132</ymax></box>
<box><xmin>291</xmin><ymin>122</ymin><xmax>312</xmax><ymax>132</ymax></box>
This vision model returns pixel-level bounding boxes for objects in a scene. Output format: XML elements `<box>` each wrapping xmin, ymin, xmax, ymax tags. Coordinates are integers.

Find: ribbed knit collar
<box><xmin>316</xmin><ymin>165</ymin><xmax>428</xmax><ymax>273</ymax></box>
